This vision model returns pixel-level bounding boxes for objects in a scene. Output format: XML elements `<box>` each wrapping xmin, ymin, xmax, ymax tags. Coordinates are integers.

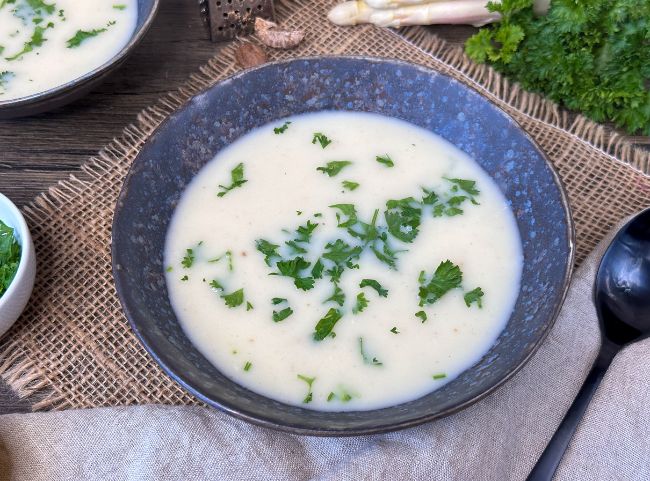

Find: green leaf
<box><xmin>390</xmin><ymin>327</ymin><xmax>399</xmax><ymax>334</ymax></box>
<box><xmin>181</xmin><ymin>248</ymin><xmax>195</xmax><ymax>268</ymax></box>
<box><xmin>271</xmin><ymin>297</ymin><xmax>287</xmax><ymax>305</ymax></box>
<box><xmin>273</xmin><ymin>121</ymin><xmax>291</xmax><ymax>134</ymax></box>
<box><xmin>6</xmin><ymin>24</ymin><xmax>53</xmax><ymax>61</ymax></box>
<box><xmin>445</xmin><ymin>178</ymin><xmax>480</xmax><ymax>197</ymax></box>
<box><xmin>384</xmin><ymin>197</ymin><xmax>422</xmax><ymax>243</ymax></box>
<box><xmin>415</xmin><ymin>310</ymin><xmax>427</xmax><ymax>323</ymax></box>
<box><xmin>275</xmin><ymin>256</ymin><xmax>310</xmax><ymax>277</ymax></box>
<box><xmin>352</xmin><ymin>292</ymin><xmax>369</xmax><ymax>314</ymax></box>
<box><xmin>243</xmin><ymin>361</ymin><xmax>252</xmax><ymax>371</ymax></box>
<box><xmin>418</xmin><ymin>260</ymin><xmax>463</xmax><ymax>306</ymax></box>
<box><xmin>375</xmin><ymin>154</ymin><xmax>394</xmax><ymax>167</ymax></box>
<box><xmin>272</xmin><ymin>307</ymin><xmax>293</xmax><ymax>322</ymax></box>
<box><xmin>313</xmin><ymin>308</ymin><xmax>343</xmax><ymax>341</ymax></box>
<box><xmin>317</xmin><ymin>160</ymin><xmax>352</xmax><ymax>177</ymax></box>
<box><xmin>0</xmin><ymin>220</ymin><xmax>20</xmax><ymax>297</ymax></box>
<box><xmin>66</xmin><ymin>28</ymin><xmax>107</xmax><ymax>48</ymax></box>
<box><xmin>209</xmin><ymin>279</ymin><xmax>224</xmax><ymax>291</ymax></box>
<box><xmin>311</xmin><ymin>258</ymin><xmax>324</xmax><ymax>279</ymax></box>
<box><xmin>464</xmin><ymin>287</ymin><xmax>485</xmax><ymax>308</ymax></box>
<box><xmin>359</xmin><ymin>279</ymin><xmax>388</xmax><ymax>297</ymax></box>
<box><xmin>322</xmin><ymin>239</ymin><xmax>362</xmax><ymax>265</ymax></box>
<box><xmin>297</xmin><ymin>374</ymin><xmax>316</xmax><ymax>403</ymax></box>
<box><xmin>246</xmin><ymin>301</ymin><xmax>254</xmax><ymax>311</ymax></box>
<box><xmin>325</xmin><ymin>284</ymin><xmax>345</xmax><ymax>306</ymax></box>
<box><xmin>217</xmin><ymin>163</ymin><xmax>248</xmax><ymax>197</ymax></box>
<box><xmin>342</xmin><ymin>180</ymin><xmax>360</xmax><ymax>191</ymax></box>
<box><xmin>432</xmin><ymin>373</ymin><xmax>447</xmax><ymax>380</ymax></box>
<box><xmin>255</xmin><ymin>239</ymin><xmax>280</xmax><ymax>266</ymax></box>
<box><xmin>222</xmin><ymin>288</ymin><xmax>245</xmax><ymax>308</ymax></box>
<box><xmin>311</xmin><ymin>132</ymin><xmax>332</xmax><ymax>148</ymax></box>
<box><xmin>329</xmin><ymin>204</ymin><xmax>358</xmax><ymax>228</ymax></box>
<box><xmin>359</xmin><ymin>337</ymin><xmax>383</xmax><ymax>366</ymax></box>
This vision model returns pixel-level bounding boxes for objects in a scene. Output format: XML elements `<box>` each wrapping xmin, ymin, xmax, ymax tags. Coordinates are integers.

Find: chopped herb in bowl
<box><xmin>0</xmin><ymin>220</ymin><xmax>21</xmax><ymax>298</ymax></box>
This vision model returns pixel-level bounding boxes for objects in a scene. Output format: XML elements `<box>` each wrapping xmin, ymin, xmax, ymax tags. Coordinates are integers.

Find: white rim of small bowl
<box><xmin>0</xmin><ymin>193</ymin><xmax>32</xmax><ymax>309</ymax></box>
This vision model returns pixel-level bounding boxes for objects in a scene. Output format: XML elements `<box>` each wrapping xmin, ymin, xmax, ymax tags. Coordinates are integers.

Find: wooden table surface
<box><xmin>0</xmin><ymin>1</ymin><xmax>647</xmax><ymax>416</ymax></box>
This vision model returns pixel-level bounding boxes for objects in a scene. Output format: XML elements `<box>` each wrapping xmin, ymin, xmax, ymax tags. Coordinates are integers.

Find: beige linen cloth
<box><xmin>0</xmin><ymin>224</ymin><xmax>648</xmax><ymax>481</ymax></box>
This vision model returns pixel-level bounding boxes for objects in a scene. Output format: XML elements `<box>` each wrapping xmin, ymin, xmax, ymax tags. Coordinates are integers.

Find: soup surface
<box><xmin>165</xmin><ymin>111</ymin><xmax>523</xmax><ymax>411</ymax></box>
<box><xmin>0</xmin><ymin>0</ymin><xmax>137</xmax><ymax>101</ymax></box>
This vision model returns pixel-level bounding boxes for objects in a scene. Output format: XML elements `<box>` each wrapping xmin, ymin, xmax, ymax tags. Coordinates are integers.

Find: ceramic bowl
<box><xmin>0</xmin><ymin>193</ymin><xmax>36</xmax><ymax>337</ymax></box>
<box><xmin>0</xmin><ymin>0</ymin><xmax>159</xmax><ymax>119</ymax></box>
<box><xmin>112</xmin><ymin>56</ymin><xmax>574</xmax><ymax>435</ymax></box>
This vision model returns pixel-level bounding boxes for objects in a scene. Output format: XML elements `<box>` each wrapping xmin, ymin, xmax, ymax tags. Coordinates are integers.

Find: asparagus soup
<box><xmin>0</xmin><ymin>0</ymin><xmax>137</xmax><ymax>100</ymax></box>
<box><xmin>165</xmin><ymin>111</ymin><xmax>523</xmax><ymax>411</ymax></box>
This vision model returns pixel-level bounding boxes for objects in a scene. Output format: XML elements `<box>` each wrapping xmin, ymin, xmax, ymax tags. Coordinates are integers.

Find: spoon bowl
<box><xmin>527</xmin><ymin>207</ymin><xmax>650</xmax><ymax>480</ymax></box>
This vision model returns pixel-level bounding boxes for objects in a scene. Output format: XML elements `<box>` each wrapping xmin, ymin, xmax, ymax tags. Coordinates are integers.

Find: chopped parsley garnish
<box><xmin>446</xmin><ymin>178</ymin><xmax>480</xmax><ymax>197</ymax></box>
<box><xmin>66</xmin><ymin>28</ymin><xmax>107</xmax><ymax>48</ymax></box>
<box><xmin>359</xmin><ymin>279</ymin><xmax>388</xmax><ymax>297</ymax></box>
<box><xmin>297</xmin><ymin>374</ymin><xmax>315</xmax><ymax>403</ymax></box>
<box><xmin>222</xmin><ymin>288</ymin><xmax>245</xmax><ymax>308</ymax></box>
<box><xmin>341</xmin><ymin>392</ymin><xmax>353</xmax><ymax>402</ymax></box>
<box><xmin>209</xmin><ymin>279</ymin><xmax>224</xmax><ymax>291</ymax></box>
<box><xmin>312</xmin><ymin>132</ymin><xmax>332</xmax><ymax>148</ymax></box>
<box><xmin>359</xmin><ymin>337</ymin><xmax>383</xmax><ymax>366</ymax></box>
<box><xmin>390</xmin><ymin>327</ymin><xmax>399</xmax><ymax>334</ymax></box>
<box><xmin>255</xmin><ymin>239</ymin><xmax>280</xmax><ymax>266</ymax></box>
<box><xmin>165</xmin><ymin>266</ymin><xmax>173</xmax><ymax>272</ymax></box>
<box><xmin>375</xmin><ymin>154</ymin><xmax>395</xmax><ymax>167</ymax></box>
<box><xmin>6</xmin><ymin>23</ymin><xmax>53</xmax><ymax>61</ymax></box>
<box><xmin>329</xmin><ymin>203</ymin><xmax>357</xmax><ymax>228</ymax></box>
<box><xmin>273</xmin><ymin>121</ymin><xmax>291</xmax><ymax>134</ymax></box>
<box><xmin>313</xmin><ymin>308</ymin><xmax>342</xmax><ymax>341</ymax></box>
<box><xmin>0</xmin><ymin>220</ymin><xmax>21</xmax><ymax>298</ymax></box>
<box><xmin>272</xmin><ymin>307</ymin><xmax>293</xmax><ymax>322</ymax></box>
<box><xmin>384</xmin><ymin>197</ymin><xmax>422</xmax><ymax>243</ymax></box>
<box><xmin>464</xmin><ymin>287</ymin><xmax>484</xmax><ymax>308</ymax></box>
<box><xmin>273</xmin><ymin>256</ymin><xmax>314</xmax><ymax>291</ymax></box>
<box><xmin>327</xmin><ymin>392</ymin><xmax>336</xmax><ymax>402</ymax></box>
<box><xmin>217</xmin><ymin>162</ymin><xmax>248</xmax><ymax>197</ymax></box>
<box><xmin>208</xmin><ymin>251</ymin><xmax>233</xmax><ymax>271</ymax></box>
<box><xmin>26</xmin><ymin>0</ymin><xmax>55</xmax><ymax>14</ymax></box>
<box><xmin>325</xmin><ymin>283</ymin><xmax>345</xmax><ymax>306</ymax></box>
<box><xmin>113</xmin><ymin>3</ymin><xmax>127</xmax><ymax>9</ymax></box>
<box><xmin>415</xmin><ymin>310</ymin><xmax>427</xmax><ymax>323</ymax></box>
<box><xmin>418</xmin><ymin>260</ymin><xmax>463</xmax><ymax>306</ymax></box>
<box><xmin>432</xmin><ymin>373</ymin><xmax>447</xmax><ymax>380</ymax></box>
<box><xmin>243</xmin><ymin>361</ymin><xmax>252</xmax><ymax>371</ymax></box>
<box><xmin>322</xmin><ymin>239</ymin><xmax>362</xmax><ymax>265</ymax></box>
<box><xmin>271</xmin><ymin>297</ymin><xmax>287</xmax><ymax>305</ymax></box>
<box><xmin>180</xmin><ymin>275</ymin><xmax>189</xmax><ymax>281</ymax></box>
<box><xmin>317</xmin><ymin>160</ymin><xmax>351</xmax><ymax>177</ymax></box>
<box><xmin>246</xmin><ymin>301</ymin><xmax>254</xmax><ymax>311</ymax></box>
<box><xmin>181</xmin><ymin>248</ymin><xmax>195</xmax><ymax>268</ymax></box>
<box><xmin>352</xmin><ymin>292</ymin><xmax>369</xmax><ymax>314</ymax></box>
<box><xmin>342</xmin><ymin>180</ymin><xmax>359</xmax><ymax>191</ymax></box>
<box><xmin>432</xmin><ymin>178</ymin><xmax>480</xmax><ymax>217</ymax></box>
<box><xmin>311</xmin><ymin>258</ymin><xmax>324</xmax><ymax>279</ymax></box>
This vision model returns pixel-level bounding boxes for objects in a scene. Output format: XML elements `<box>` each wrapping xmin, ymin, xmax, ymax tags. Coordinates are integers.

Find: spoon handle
<box><xmin>526</xmin><ymin>343</ymin><xmax>618</xmax><ymax>481</ymax></box>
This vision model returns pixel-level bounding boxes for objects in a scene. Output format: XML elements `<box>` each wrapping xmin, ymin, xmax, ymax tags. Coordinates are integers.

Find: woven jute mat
<box><xmin>2</xmin><ymin>0</ymin><xmax>649</xmax><ymax>411</ymax></box>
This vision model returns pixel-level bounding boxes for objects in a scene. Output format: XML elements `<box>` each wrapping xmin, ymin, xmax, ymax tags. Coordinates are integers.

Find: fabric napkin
<box><xmin>1</xmin><ymin>222</ymin><xmax>649</xmax><ymax>481</ymax></box>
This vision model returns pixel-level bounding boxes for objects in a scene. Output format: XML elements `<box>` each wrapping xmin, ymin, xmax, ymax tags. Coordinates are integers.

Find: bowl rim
<box><xmin>0</xmin><ymin>193</ymin><xmax>33</xmax><ymax>309</ymax></box>
<box><xmin>112</xmin><ymin>55</ymin><xmax>576</xmax><ymax>436</ymax></box>
<box><xmin>0</xmin><ymin>0</ymin><xmax>160</xmax><ymax>109</ymax></box>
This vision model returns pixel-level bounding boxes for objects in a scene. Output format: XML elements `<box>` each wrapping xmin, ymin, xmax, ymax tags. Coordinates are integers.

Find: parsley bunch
<box><xmin>0</xmin><ymin>220</ymin><xmax>21</xmax><ymax>298</ymax></box>
<box><xmin>465</xmin><ymin>0</ymin><xmax>650</xmax><ymax>135</ymax></box>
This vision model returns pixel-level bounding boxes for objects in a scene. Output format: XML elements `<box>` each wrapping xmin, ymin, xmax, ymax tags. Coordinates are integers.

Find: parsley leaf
<box><xmin>415</xmin><ymin>310</ymin><xmax>427</xmax><ymax>322</ymax></box>
<box><xmin>311</xmin><ymin>258</ymin><xmax>324</xmax><ymax>279</ymax></box>
<box><xmin>384</xmin><ymin>197</ymin><xmax>422</xmax><ymax>243</ymax></box>
<box><xmin>325</xmin><ymin>283</ymin><xmax>345</xmax><ymax>306</ymax></box>
<box><xmin>464</xmin><ymin>287</ymin><xmax>485</xmax><ymax>308</ymax></box>
<box><xmin>317</xmin><ymin>160</ymin><xmax>352</xmax><ymax>177</ymax></box>
<box><xmin>66</xmin><ymin>28</ymin><xmax>108</xmax><ymax>48</ymax></box>
<box><xmin>273</xmin><ymin>257</ymin><xmax>314</xmax><ymax>291</ymax></box>
<box><xmin>273</xmin><ymin>121</ymin><xmax>291</xmax><ymax>134</ymax></box>
<box><xmin>359</xmin><ymin>337</ymin><xmax>383</xmax><ymax>366</ymax></box>
<box><xmin>217</xmin><ymin>163</ymin><xmax>248</xmax><ymax>197</ymax></box>
<box><xmin>359</xmin><ymin>279</ymin><xmax>388</xmax><ymax>297</ymax></box>
<box><xmin>432</xmin><ymin>373</ymin><xmax>447</xmax><ymax>380</ymax></box>
<box><xmin>446</xmin><ymin>178</ymin><xmax>480</xmax><ymax>197</ymax></box>
<box><xmin>243</xmin><ymin>361</ymin><xmax>252</xmax><ymax>371</ymax></box>
<box><xmin>246</xmin><ymin>301</ymin><xmax>254</xmax><ymax>311</ymax></box>
<box><xmin>255</xmin><ymin>239</ymin><xmax>280</xmax><ymax>266</ymax></box>
<box><xmin>209</xmin><ymin>279</ymin><xmax>224</xmax><ymax>291</ymax></box>
<box><xmin>313</xmin><ymin>308</ymin><xmax>342</xmax><ymax>341</ymax></box>
<box><xmin>390</xmin><ymin>327</ymin><xmax>399</xmax><ymax>334</ymax></box>
<box><xmin>297</xmin><ymin>374</ymin><xmax>315</xmax><ymax>403</ymax></box>
<box><xmin>113</xmin><ymin>4</ymin><xmax>127</xmax><ymax>9</ymax></box>
<box><xmin>222</xmin><ymin>288</ymin><xmax>245</xmax><ymax>308</ymax></box>
<box><xmin>329</xmin><ymin>204</ymin><xmax>357</xmax><ymax>228</ymax></box>
<box><xmin>342</xmin><ymin>180</ymin><xmax>360</xmax><ymax>191</ymax></box>
<box><xmin>312</xmin><ymin>132</ymin><xmax>332</xmax><ymax>148</ymax></box>
<box><xmin>0</xmin><ymin>220</ymin><xmax>21</xmax><ymax>297</ymax></box>
<box><xmin>272</xmin><ymin>307</ymin><xmax>294</xmax><ymax>322</ymax></box>
<box><xmin>181</xmin><ymin>248</ymin><xmax>195</xmax><ymax>268</ymax></box>
<box><xmin>418</xmin><ymin>260</ymin><xmax>463</xmax><ymax>306</ymax></box>
<box><xmin>6</xmin><ymin>23</ymin><xmax>53</xmax><ymax>61</ymax></box>
<box><xmin>375</xmin><ymin>154</ymin><xmax>394</xmax><ymax>167</ymax></box>
<box><xmin>271</xmin><ymin>297</ymin><xmax>286</xmax><ymax>305</ymax></box>
<box><xmin>352</xmin><ymin>292</ymin><xmax>369</xmax><ymax>314</ymax></box>
<box><xmin>322</xmin><ymin>239</ymin><xmax>362</xmax><ymax>265</ymax></box>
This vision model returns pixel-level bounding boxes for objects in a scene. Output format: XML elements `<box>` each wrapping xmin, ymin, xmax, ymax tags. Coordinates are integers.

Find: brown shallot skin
<box><xmin>254</xmin><ymin>17</ymin><xmax>305</xmax><ymax>49</ymax></box>
<box><xmin>234</xmin><ymin>42</ymin><xmax>268</xmax><ymax>69</ymax></box>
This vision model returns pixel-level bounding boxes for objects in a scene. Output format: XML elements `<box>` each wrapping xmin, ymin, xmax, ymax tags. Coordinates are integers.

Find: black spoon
<box><xmin>526</xmin><ymin>207</ymin><xmax>650</xmax><ymax>481</ymax></box>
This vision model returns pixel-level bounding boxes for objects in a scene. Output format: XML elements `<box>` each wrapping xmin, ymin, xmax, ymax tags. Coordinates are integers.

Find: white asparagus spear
<box><xmin>328</xmin><ymin>0</ymin><xmax>501</xmax><ymax>27</ymax></box>
<box><xmin>365</xmin><ymin>0</ymin><xmax>450</xmax><ymax>9</ymax></box>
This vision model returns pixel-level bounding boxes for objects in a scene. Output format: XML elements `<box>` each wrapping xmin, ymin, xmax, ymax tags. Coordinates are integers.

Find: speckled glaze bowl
<box><xmin>0</xmin><ymin>0</ymin><xmax>159</xmax><ymax>119</ymax></box>
<box><xmin>112</xmin><ymin>56</ymin><xmax>574</xmax><ymax>436</ymax></box>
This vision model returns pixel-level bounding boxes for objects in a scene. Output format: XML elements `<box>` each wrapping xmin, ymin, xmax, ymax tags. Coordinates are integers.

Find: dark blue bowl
<box><xmin>0</xmin><ymin>0</ymin><xmax>159</xmax><ymax>119</ymax></box>
<box><xmin>112</xmin><ymin>56</ymin><xmax>574</xmax><ymax>436</ymax></box>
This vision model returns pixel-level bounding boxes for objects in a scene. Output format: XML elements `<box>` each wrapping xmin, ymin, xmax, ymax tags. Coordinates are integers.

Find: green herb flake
<box><xmin>273</xmin><ymin>120</ymin><xmax>291</xmax><ymax>134</ymax></box>
<box><xmin>415</xmin><ymin>310</ymin><xmax>427</xmax><ymax>323</ymax></box>
<box><xmin>384</xmin><ymin>197</ymin><xmax>422</xmax><ymax>243</ymax></box>
<box><xmin>375</xmin><ymin>154</ymin><xmax>395</xmax><ymax>167</ymax></box>
<box><xmin>311</xmin><ymin>258</ymin><xmax>324</xmax><ymax>279</ymax></box>
<box><xmin>432</xmin><ymin>373</ymin><xmax>447</xmax><ymax>380</ymax></box>
<box><xmin>243</xmin><ymin>361</ymin><xmax>252</xmax><ymax>372</ymax></box>
<box><xmin>0</xmin><ymin>220</ymin><xmax>21</xmax><ymax>297</ymax></box>
<box><xmin>418</xmin><ymin>260</ymin><xmax>463</xmax><ymax>306</ymax></box>
<box><xmin>329</xmin><ymin>203</ymin><xmax>357</xmax><ymax>228</ymax></box>
<box><xmin>180</xmin><ymin>275</ymin><xmax>189</xmax><ymax>282</ymax></box>
<box><xmin>359</xmin><ymin>279</ymin><xmax>388</xmax><ymax>297</ymax></box>
<box><xmin>325</xmin><ymin>284</ymin><xmax>345</xmax><ymax>307</ymax></box>
<box><xmin>217</xmin><ymin>162</ymin><xmax>248</xmax><ymax>197</ymax></box>
<box><xmin>297</xmin><ymin>374</ymin><xmax>316</xmax><ymax>404</ymax></box>
<box><xmin>390</xmin><ymin>327</ymin><xmax>399</xmax><ymax>334</ymax></box>
<box><xmin>464</xmin><ymin>287</ymin><xmax>484</xmax><ymax>308</ymax></box>
<box><xmin>317</xmin><ymin>160</ymin><xmax>351</xmax><ymax>177</ymax></box>
<box><xmin>222</xmin><ymin>288</ymin><xmax>245</xmax><ymax>308</ymax></box>
<box><xmin>327</xmin><ymin>392</ymin><xmax>336</xmax><ymax>402</ymax></box>
<box><xmin>255</xmin><ymin>239</ymin><xmax>280</xmax><ymax>266</ymax></box>
<box><xmin>312</xmin><ymin>132</ymin><xmax>332</xmax><ymax>148</ymax></box>
<box><xmin>342</xmin><ymin>180</ymin><xmax>360</xmax><ymax>191</ymax></box>
<box><xmin>6</xmin><ymin>23</ymin><xmax>53</xmax><ymax>61</ymax></box>
<box><xmin>313</xmin><ymin>308</ymin><xmax>342</xmax><ymax>341</ymax></box>
<box><xmin>165</xmin><ymin>266</ymin><xmax>173</xmax><ymax>272</ymax></box>
<box><xmin>181</xmin><ymin>248</ymin><xmax>195</xmax><ymax>268</ymax></box>
<box><xmin>359</xmin><ymin>337</ymin><xmax>383</xmax><ymax>366</ymax></box>
<box><xmin>341</xmin><ymin>392</ymin><xmax>352</xmax><ymax>402</ymax></box>
<box><xmin>272</xmin><ymin>307</ymin><xmax>293</xmax><ymax>322</ymax></box>
<box><xmin>66</xmin><ymin>28</ymin><xmax>107</xmax><ymax>49</ymax></box>
<box><xmin>209</xmin><ymin>279</ymin><xmax>224</xmax><ymax>291</ymax></box>
<box><xmin>445</xmin><ymin>178</ymin><xmax>480</xmax><ymax>197</ymax></box>
<box><xmin>113</xmin><ymin>4</ymin><xmax>127</xmax><ymax>9</ymax></box>
<box><xmin>352</xmin><ymin>292</ymin><xmax>369</xmax><ymax>314</ymax></box>
<box><xmin>271</xmin><ymin>297</ymin><xmax>287</xmax><ymax>305</ymax></box>
<box><xmin>246</xmin><ymin>301</ymin><xmax>254</xmax><ymax>311</ymax></box>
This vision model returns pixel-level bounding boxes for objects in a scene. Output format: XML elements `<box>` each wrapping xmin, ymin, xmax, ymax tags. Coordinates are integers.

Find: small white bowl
<box><xmin>0</xmin><ymin>193</ymin><xmax>36</xmax><ymax>338</ymax></box>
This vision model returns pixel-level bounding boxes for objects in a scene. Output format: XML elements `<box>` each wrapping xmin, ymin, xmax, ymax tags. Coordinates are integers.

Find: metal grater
<box><xmin>199</xmin><ymin>0</ymin><xmax>275</xmax><ymax>42</ymax></box>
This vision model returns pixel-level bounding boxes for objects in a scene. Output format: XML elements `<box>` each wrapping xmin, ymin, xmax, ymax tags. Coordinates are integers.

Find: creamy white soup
<box><xmin>0</xmin><ymin>0</ymin><xmax>137</xmax><ymax>101</ymax></box>
<box><xmin>165</xmin><ymin>111</ymin><xmax>523</xmax><ymax>411</ymax></box>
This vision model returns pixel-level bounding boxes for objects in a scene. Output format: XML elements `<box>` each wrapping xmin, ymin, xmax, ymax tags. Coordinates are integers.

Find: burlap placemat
<box><xmin>1</xmin><ymin>0</ymin><xmax>649</xmax><ymax>411</ymax></box>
